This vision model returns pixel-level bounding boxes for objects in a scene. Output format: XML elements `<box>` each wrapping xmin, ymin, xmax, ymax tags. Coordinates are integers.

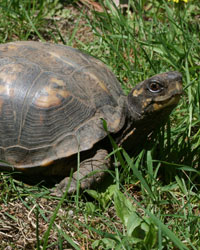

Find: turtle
<box><xmin>0</xmin><ymin>41</ymin><xmax>182</xmax><ymax>195</ymax></box>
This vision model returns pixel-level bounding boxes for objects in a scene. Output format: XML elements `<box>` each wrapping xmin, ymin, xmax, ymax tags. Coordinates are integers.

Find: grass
<box><xmin>0</xmin><ymin>0</ymin><xmax>200</xmax><ymax>249</ymax></box>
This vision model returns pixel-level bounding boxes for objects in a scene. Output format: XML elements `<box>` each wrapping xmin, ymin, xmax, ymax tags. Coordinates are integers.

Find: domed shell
<box><xmin>0</xmin><ymin>41</ymin><xmax>126</xmax><ymax>169</ymax></box>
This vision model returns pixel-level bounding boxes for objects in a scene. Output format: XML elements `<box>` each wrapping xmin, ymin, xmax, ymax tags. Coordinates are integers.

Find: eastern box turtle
<box><xmin>0</xmin><ymin>41</ymin><xmax>182</xmax><ymax>195</ymax></box>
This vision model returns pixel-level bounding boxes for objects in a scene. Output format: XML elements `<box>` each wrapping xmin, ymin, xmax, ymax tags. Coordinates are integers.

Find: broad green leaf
<box><xmin>114</xmin><ymin>190</ymin><xmax>135</xmax><ymax>226</ymax></box>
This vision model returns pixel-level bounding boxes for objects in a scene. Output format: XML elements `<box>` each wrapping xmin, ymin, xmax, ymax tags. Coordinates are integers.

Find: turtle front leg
<box><xmin>52</xmin><ymin>149</ymin><xmax>110</xmax><ymax>196</ymax></box>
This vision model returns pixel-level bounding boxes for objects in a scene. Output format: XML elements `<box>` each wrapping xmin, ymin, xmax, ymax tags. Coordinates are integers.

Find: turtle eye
<box><xmin>148</xmin><ymin>81</ymin><xmax>163</xmax><ymax>93</ymax></box>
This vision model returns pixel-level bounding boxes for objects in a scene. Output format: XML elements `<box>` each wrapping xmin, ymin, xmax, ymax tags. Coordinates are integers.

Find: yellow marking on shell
<box><xmin>0</xmin><ymin>64</ymin><xmax>23</xmax><ymax>84</ymax></box>
<box><xmin>40</xmin><ymin>159</ymin><xmax>54</xmax><ymax>167</ymax></box>
<box><xmin>6</xmin><ymin>44</ymin><xmax>18</xmax><ymax>50</ymax></box>
<box><xmin>0</xmin><ymin>71</ymin><xmax>17</xmax><ymax>84</ymax></box>
<box><xmin>0</xmin><ymin>44</ymin><xmax>17</xmax><ymax>52</ymax></box>
<box><xmin>132</xmin><ymin>88</ymin><xmax>144</xmax><ymax>97</ymax></box>
<box><xmin>98</xmin><ymin>81</ymin><xmax>109</xmax><ymax>93</ymax></box>
<box><xmin>35</xmin><ymin>86</ymin><xmax>70</xmax><ymax>108</ymax></box>
<box><xmin>15</xmin><ymin>166</ymin><xmax>26</xmax><ymax>171</ymax></box>
<box><xmin>0</xmin><ymin>85</ymin><xmax>6</xmax><ymax>94</ymax></box>
<box><xmin>50</xmin><ymin>77</ymin><xmax>65</xmax><ymax>87</ymax></box>
<box><xmin>47</xmin><ymin>86</ymin><xmax>70</xmax><ymax>99</ymax></box>
<box><xmin>153</xmin><ymin>95</ymin><xmax>180</xmax><ymax>111</ymax></box>
<box><xmin>0</xmin><ymin>83</ymin><xmax>14</xmax><ymax>116</ymax></box>
<box><xmin>0</xmin><ymin>85</ymin><xmax>14</xmax><ymax>97</ymax></box>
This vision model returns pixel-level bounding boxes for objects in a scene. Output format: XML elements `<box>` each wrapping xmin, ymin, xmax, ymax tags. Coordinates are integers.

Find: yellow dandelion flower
<box><xmin>168</xmin><ymin>0</ymin><xmax>188</xmax><ymax>2</ymax></box>
<box><xmin>168</xmin><ymin>0</ymin><xmax>179</xmax><ymax>2</ymax></box>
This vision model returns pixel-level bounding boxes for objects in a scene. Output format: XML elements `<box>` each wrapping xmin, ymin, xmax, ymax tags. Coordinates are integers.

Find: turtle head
<box><xmin>128</xmin><ymin>71</ymin><xmax>182</xmax><ymax>123</ymax></box>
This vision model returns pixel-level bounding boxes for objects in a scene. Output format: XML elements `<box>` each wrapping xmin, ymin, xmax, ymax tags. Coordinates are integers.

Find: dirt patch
<box><xmin>38</xmin><ymin>3</ymin><xmax>96</xmax><ymax>48</ymax></box>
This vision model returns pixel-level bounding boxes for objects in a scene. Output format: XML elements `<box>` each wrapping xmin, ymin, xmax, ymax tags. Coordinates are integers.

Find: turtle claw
<box><xmin>51</xmin><ymin>149</ymin><xmax>110</xmax><ymax>196</ymax></box>
<box><xmin>51</xmin><ymin>177</ymin><xmax>77</xmax><ymax>196</ymax></box>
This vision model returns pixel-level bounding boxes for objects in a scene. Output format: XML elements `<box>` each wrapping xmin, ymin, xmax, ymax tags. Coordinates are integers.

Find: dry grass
<box><xmin>0</xmin><ymin>188</ymin><xmax>123</xmax><ymax>249</ymax></box>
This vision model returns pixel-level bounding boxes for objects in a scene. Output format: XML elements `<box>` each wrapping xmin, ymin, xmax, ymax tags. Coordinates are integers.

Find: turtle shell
<box><xmin>0</xmin><ymin>41</ymin><xmax>126</xmax><ymax>170</ymax></box>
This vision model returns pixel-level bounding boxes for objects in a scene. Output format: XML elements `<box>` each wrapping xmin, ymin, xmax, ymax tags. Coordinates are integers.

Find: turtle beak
<box><xmin>167</xmin><ymin>71</ymin><xmax>183</xmax><ymax>95</ymax></box>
